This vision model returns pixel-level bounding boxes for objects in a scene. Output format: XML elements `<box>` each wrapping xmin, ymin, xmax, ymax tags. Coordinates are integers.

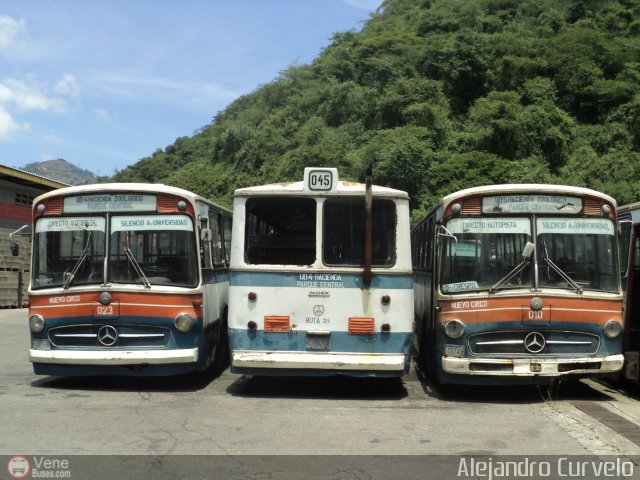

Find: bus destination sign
<box><xmin>64</xmin><ymin>194</ymin><xmax>157</xmax><ymax>213</ymax></box>
<box><xmin>482</xmin><ymin>195</ymin><xmax>583</xmax><ymax>214</ymax></box>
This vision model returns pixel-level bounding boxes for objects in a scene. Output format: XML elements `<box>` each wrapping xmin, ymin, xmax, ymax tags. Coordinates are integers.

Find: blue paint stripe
<box><xmin>230</xmin><ymin>271</ymin><xmax>413</xmax><ymax>289</ymax></box>
<box><xmin>229</xmin><ymin>329</ymin><xmax>413</xmax><ymax>354</ymax></box>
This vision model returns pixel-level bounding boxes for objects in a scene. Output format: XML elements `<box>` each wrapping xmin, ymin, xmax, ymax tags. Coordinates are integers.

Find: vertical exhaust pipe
<box><xmin>364</xmin><ymin>167</ymin><xmax>373</xmax><ymax>287</ymax></box>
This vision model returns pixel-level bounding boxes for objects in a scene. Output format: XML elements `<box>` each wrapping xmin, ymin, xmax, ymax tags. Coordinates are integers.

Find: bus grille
<box><xmin>48</xmin><ymin>324</ymin><xmax>171</xmax><ymax>348</ymax></box>
<box><xmin>468</xmin><ymin>330</ymin><xmax>599</xmax><ymax>356</ymax></box>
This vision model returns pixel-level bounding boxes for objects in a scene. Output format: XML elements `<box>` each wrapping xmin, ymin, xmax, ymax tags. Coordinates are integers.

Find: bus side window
<box><xmin>200</xmin><ymin>218</ymin><xmax>213</xmax><ymax>270</ymax></box>
<box><xmin>425</xmin><ymin>216</ymin><xmax>435</xmax><ymax>271</ymax></box>
<box><xmin>210</xmin><ymin>212</ymin><xmax>225</xmax><ymax>267</ymax></box>
<box><xmin>223</xmin><ymin>215</ymin><xmax>232</xmax><ymax>265</ymax></box>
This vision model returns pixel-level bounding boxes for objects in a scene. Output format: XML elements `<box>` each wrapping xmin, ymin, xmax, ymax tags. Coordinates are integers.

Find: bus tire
<box><xmin>213</xmin><ymin>313</ymin><xmax>229</xmax><ymax>374</ymax></box>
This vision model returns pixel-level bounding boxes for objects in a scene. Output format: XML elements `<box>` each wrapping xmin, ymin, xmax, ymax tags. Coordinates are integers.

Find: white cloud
<box><xmin>93</xmin><ymin>108</ymin><xmax>112</xmax><ymax>122</ymax></box>
<box><xmin>341</xmin><ymin>0</ymin><xmax>381</xmax><ymax>11</ymax></box>
<box><xmin>0</xmin><ymin>15</ymin><xmax>24</xmax><ymax>50</ymax></box>
<box><xmin>0</xmin><ymin>105</ymin><xmax>28</xmax><ymax>142</ymax></box>
<box><xmin>0</xmin><ymin>77</ymin><xmax>67</xmax><ymax>112</ymax></box>
<box><xmin>93</xmin><ymin>72</ymin><xmax>239</xmax><ymax>106</ymax></box>
<box><xmin>43</xmin><ymin>133</ymin><xmax>62</xmax><ymax>145</ymax></box>
<box><xmin>0</xmin><ymin>75</ymin><xmax>76</xmax><ymax>141</ymax></box>
<box><xmin>55</xmin><ymin>74</ymin><xmax>80</xmax><ymax>97</ymax></box>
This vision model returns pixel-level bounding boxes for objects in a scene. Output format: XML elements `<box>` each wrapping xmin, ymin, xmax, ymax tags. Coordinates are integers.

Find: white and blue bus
<box><xmin>228</xmin><ymin>168</ymin><xmax>413</xmax><ymax>376</ymax></box>
<box><xmin>28</xmin><ymin>183</ymin><xmax>232</xmax><ymax>376</ymax></box>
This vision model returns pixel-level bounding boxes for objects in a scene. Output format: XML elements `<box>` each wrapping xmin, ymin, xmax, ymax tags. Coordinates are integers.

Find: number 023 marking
<box><xmin>97</xmin><ymin>305</ymin><xmax>114</xmax><ymax>316</ymax></box>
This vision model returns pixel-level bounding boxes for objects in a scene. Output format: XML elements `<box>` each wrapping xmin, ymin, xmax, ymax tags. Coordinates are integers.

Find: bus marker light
<box><xmin>264</xmin><ymin>316</ymin><xmax>290</xmax><ymax>332</ymax></box>
<box><xmin>29</xmin><ymin>314</ymin><xmax>45</xmax><ymax>333</ymax></box>
<box><xmin>174</xmin><ymin>313</ymin><xmax>194</xmax><ymax>332</ymax></box>
<box><xmin>348</xmin><ymin>317</ymin><xmax>374</xmax><ymax>335</ymax></box>
<box><xmin>248</xmin><ymin>292</ymin><xmax>257</xmax><ymax>302</ymax></box>
<box><xmin>192</xmin><ymin>298</ymin><xmax>203</xmax><ymax>307</ymax></box>
<box><xmin>444</xmin><ymin>319</ymin><xmax>465</xmax><ymax>339</ymax></box>
<box><xmin>381</xmin><ymin>295</ymin><xmax>391</xmax><ymax>305</ymax></box>
<box><xmin>247</xmin><ymin>321</ymin><xmax>257</xmax><ymax>331</ymax></box>
<box><xmin>99</xmin><ymin>292</ymin><xmax>112</xmax><ymax>305</ymax></box>
<box><xmin>604</xmin><ymin>319</ymin><xmax>622</xmax><ymax>339</ymax></box>
<box><xmin>381</xmin><ymin>323</ymin><xmax>391</xmax><ymax>333</ymax></box>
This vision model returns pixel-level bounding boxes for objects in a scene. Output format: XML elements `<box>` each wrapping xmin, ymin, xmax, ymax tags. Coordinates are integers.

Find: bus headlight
<box><xmin>603</xmin><ymin>319</ymin><xmax>622</xmax><ymax>339</ymax></box>
<box><xmin>29</xmin><ymin>314</ymin><xmax>45</xmax><ymax>333</ymax></box>
<box><xmin>174</xmin><ymin>313</ymin><xmax>194</xmax><ymax>333</ymax></box>
<box><xmin>444</xmin><ymin>319</ymin><xmax>465</xmax><ymax>339</ymax></box>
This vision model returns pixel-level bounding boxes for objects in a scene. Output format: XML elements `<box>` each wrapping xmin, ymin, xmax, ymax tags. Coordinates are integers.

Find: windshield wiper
<box><xmin>541</xmin><ymin>241</ymin><xmax>583</xmax><ymax>294</ymax></box>
<box><xmin>124</xmin><ymin>247</ymin><xmax>151</xmax><ymax>288</ymax></box>
<box><xmin>490</xmin><ymin>242</ymin><xmax>534</xmax><ymax>293</ymax></box>
<box><xmin>63</xmin><ymin>232</ymin><xmax>92</xmax><ymax>289</ymax></box>
<box><xmin>489</xmin><ymin>261</ymin><xmax>530</xmax><ymax>293</ymax></box>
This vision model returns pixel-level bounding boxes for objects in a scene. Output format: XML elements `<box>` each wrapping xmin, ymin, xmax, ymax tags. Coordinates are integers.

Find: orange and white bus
<box><xmin>412</xmin><ymin>184</ymin><xmax>624</xmax><ymax>384</ymax></box>
<box><xmin>27</xmin><ymin>183</ymin><xmax>232</xmax><ymax>376</ymax></box>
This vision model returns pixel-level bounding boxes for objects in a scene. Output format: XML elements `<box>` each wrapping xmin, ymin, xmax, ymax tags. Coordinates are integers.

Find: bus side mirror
<box><xmin>10</xmin><ymin>241</ymin><xmax>19</xmax><ymax>256</ymax></box>
<box><xmin>522</xmin><ymin>242</ymin><xmax>534</xmax><ymax>260</ymax></box>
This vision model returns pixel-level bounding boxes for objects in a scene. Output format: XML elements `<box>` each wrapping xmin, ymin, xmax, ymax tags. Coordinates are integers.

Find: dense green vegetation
<box><xmin>111</xmin><ymin>0</ymin><xmax>640</xmax><ymax>222</ymax></box>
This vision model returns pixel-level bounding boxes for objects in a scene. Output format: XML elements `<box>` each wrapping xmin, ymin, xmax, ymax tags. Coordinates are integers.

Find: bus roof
<box><xmin>441</xmin><ymin>184</ymin><xmax>616</xmax><ymax>208</ymax></box>
<box><xmin>33</xmin><ymin>182</ymin><xmax>232</xmax><ymax>213</ymax></box>
<box><xmin>234</xmin><ymin>180</ymin><xmax>409</xmax><ymax>198</ymax></box>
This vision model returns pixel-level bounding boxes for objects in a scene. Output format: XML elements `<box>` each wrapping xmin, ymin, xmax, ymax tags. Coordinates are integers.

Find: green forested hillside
<box><xmin>111</xmin><ymin>0</ymin><xmax>640</xmax><ymax>222</ymax></box>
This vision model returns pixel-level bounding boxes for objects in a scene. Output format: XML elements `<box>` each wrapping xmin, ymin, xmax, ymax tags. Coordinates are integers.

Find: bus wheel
<box><xmin>213</xmin><ymin>316</ymin><xmax>229</xmax><ymax>374</ymax></box>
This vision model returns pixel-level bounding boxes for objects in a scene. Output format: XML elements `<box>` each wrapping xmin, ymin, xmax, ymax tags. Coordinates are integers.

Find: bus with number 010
<box><xmin>27</xmin><ymin>183</ymin><xmax>232</xmax><ymax>376</ymax></box>
<box><xmin>412</xmin><ymin>184</ymin><xmax>624</xmax><ymax>384</ymax></box>
<box><xmin>228</xmin><ymin>167</ymin><xmax>413</xmax><ymax>376</ymax></box>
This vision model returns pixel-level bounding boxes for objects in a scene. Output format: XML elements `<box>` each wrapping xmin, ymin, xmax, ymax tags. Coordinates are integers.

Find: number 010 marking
<box><xmin>528</xmin><ymin>310</ymin><xmax>544</xmax><ymax>320</ymax></box>
<box><xmin>308</xmin><ymin>171</ymin><xmax>333</xmax><ymax>191</ymax></box>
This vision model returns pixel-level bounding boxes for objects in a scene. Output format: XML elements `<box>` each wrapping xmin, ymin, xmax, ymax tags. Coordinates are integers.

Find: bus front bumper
<box><xmin>232</xmin><ymin>350</ymin><xmax>407</xmax><ymax>371</ymax></box>
<box><xmin>29</xmin><ymin>348</ymin><xmax>199</xmax><ymax>365</ymax></box>
<box><xmin>441</xmin><ymin>354</ymin><xmax>624</xmax><ymax>377</ymax></box>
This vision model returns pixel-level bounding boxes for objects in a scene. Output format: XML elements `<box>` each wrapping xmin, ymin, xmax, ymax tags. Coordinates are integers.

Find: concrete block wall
<box><xmin>0</xmin><ymin>228</ymin><xmax>30</xmax><ymax>308</ymax></box>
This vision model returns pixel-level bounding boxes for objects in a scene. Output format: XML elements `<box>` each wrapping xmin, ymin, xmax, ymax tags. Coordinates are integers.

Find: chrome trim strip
<box><xmin>54</xmin><ymin>334</ymin><xmax>97</xmax><ymax>338</ymax></box>
<box><xmin>476</xmin><ymin>340</ymin><xmax>524</xmax><ymax>346</ymax></box>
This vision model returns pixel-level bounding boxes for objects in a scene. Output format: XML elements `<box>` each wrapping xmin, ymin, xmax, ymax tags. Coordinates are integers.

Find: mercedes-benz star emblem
<box><xmin>97</xmin><ymin>325</ymin><xmax>118</xmax><ymax>346</ymax></box>
<box><xmin>524</xmin><ymin>332</ymin><xmax>546</xmax><ymax>354</ymax></box>
<box><xmin>313</xmin><ymin>305</ymin><xmax>325</xmax><ymax>317</ymax></box>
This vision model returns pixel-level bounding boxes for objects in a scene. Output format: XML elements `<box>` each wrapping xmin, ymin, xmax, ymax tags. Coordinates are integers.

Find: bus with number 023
<box><xmin>27</xmin><ymin>183</ymin><xmax>232</xmax><ymax>376</ymax></box>
<box><xmin>412</xmin><ymin>184</ymin><xmax>624</xmax><ymax>384</ymax></box>
<box><xmin>228</xmin><ymin>167</ymin><xmax>413</xmax><ymax>376</ymax></box>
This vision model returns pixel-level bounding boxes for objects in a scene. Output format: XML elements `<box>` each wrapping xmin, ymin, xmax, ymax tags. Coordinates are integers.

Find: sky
<box><xmin>0</xmin><ymin>0</ymin><xmax>380</xmax><ymax>177</ymax></box>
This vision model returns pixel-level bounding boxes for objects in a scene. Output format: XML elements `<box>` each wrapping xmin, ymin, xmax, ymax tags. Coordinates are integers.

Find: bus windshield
<box><xmin>32</xmin><ymin>216</ymin><xmax>106</xmax><ymax>289</ymax></box>
<box><xmin>536</xmin><ymin>217</ymin><xmax>617</xmax><ymax>292</ymax></box>
<box><xmin>440</xmin><ymin>217</ymin><xmax>533</xmax><ymax>293</ymax></box>
<box><xmin>109</xmin><ymin>215</ymin><xmax>198</xmax><ymax>287</ymax></box>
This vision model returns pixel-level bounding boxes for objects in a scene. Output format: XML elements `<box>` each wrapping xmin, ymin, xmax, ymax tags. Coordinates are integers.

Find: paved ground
<box><xmin>1</xmin><ymin>308</ymin><xmax>639</xmax><ymax>457</ymax></box>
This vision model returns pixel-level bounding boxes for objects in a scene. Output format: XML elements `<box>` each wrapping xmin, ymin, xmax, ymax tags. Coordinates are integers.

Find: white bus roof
<box><xmin>34</xmin><ymin>182</ymin><xmax>231</xmax><ymax>213</ymax></box>
<box><xmin>441</xmin><ymin>184</ymin><xmax>616</xmax><ymax>208</ymax></box>
<box><xmin>234</xmin><ymin>180</ymin><xmax>409</xmax><ymax>198</ymax></box>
